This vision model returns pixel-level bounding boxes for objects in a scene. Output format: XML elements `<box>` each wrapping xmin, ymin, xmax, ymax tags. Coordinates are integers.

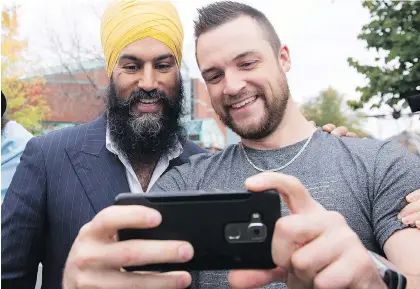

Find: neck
<box><xmin>241</xmin><ymin>99</ymin><xmax>315</xmax><ymax>150</ymax></box>
<box><xmin>131</xmin><ymin>156</ymin><xmax>160</xmax><ymax>192</ymax></box>
<box><xmin>130</xmin><ymin>153</ymin><xmax>160</xmax><ymax>169</ymax></box>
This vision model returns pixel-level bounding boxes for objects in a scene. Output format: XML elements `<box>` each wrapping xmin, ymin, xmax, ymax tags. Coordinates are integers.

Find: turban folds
<box><xmin>101</xmin><ymin>0</ymin><xmax>184</xmax><ymax>77</ymax></box>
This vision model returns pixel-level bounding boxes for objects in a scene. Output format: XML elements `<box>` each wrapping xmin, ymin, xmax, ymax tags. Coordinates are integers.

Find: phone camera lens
<box><xmin>247</xmin><ymin>223</ymin><xmax>266</xmax><ymax>242</ymax></box>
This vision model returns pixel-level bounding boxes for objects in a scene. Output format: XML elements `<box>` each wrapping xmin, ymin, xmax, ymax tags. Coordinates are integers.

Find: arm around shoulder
<box><xmin>372</xmin><ymin>142</ymin><xmax>420</xmax><ymax>288</ymax></box>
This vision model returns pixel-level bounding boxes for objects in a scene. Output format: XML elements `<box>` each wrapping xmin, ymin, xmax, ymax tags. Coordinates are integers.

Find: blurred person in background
<box><xmin>1</xmin><ymin>91</ymin><xmax>33</xmax><ymax>201</ymax></box>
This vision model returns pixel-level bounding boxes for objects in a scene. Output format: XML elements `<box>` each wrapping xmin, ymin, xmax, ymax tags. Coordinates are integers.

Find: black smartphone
<box><xmin>114</xmin><ymin>190</ymin><xmax>281</xmax><ymax>272</ymax></box>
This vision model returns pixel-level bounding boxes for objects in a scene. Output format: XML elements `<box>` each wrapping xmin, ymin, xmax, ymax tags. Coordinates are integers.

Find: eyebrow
<box><xmin>154</xmin><ymin>53</ymin><xmax>175</xmax><ymax>62</ymax></box>
<box><xmin>201</xmin><ymin>66</ymin><xmax>218</xmax><ymax>76</ymax></box>
<box><xmin>118</xmin><ymin>54</ymin><xmax>139</xmax><ymax>63</ymax></box>
<box><xmin>233</xmin><ymin>50</ymin><xmax>259</xmax><ymax>61</ymax></box>
<box><xmin>118</xmin><ymin>53</ymin><xmax>175</xmax><ymax>63</ymax></box>
<box><xmin>201</xmin><ymin>50</ymin><xmax>260</xmax><ymax>75</ymax></box>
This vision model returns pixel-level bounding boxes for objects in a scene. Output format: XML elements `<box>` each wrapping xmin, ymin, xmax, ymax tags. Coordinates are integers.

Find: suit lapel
<box><xmin>66</xmin><ymin>115</ymin><xmax>130</xmax><ymax>213</ymax></box>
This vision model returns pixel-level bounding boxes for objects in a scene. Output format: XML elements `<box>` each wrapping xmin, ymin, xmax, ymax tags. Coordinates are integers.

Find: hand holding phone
<box><xmin>62</xmin><ymin>205</ymin><xmax>194</xmax><ymax>289</ymax></box>
<box><xmin>115</xmin><ymin>190</ymin><xmax>281</xmax><ymax>272</ymax></box>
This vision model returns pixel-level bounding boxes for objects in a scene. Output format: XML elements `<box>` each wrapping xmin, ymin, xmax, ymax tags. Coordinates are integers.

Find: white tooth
<box><xmin>141</xmin><ymin>99</ymin><xmax>158</xmax><ymax>104</ymax></box>
<box><xmin>232</xmin><ymin>96</ymin><xmax>256</xmax><ymax>109</ymax></box>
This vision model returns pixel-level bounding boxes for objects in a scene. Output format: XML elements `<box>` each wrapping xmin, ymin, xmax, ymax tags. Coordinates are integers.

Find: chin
<box><xmin>232</xmin><ymin>123</ymin><xmax>262</xmax><ymax>138</ymax></box>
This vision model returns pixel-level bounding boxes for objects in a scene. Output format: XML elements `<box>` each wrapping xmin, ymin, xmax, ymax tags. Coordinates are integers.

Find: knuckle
<box><xmin>120</xmin><ymin>244</ymin><xmax>140</xmax><ymax>266</ymax></box>
<box><xmin>313</xmin><ymin>275</ymin><xmax>331</xmax><ymax>289</ymax></box>
<box><xmin>289</xmin><ymin>175</ymin><xmax>303</xmax><ymax>186</ymax></box>
<box><xmin>75</xmin><ymin>273</ymin><xmax>98</xmax><ymax>289</ymax></box>
<box><xmin>165</xmin><ymin>242</ymin><xmax>187</xmax><ymax>260</ymax></box>
<box><xmin>327</xmin><ymin>211</ymin><xmax>347</xmax><ymax>225</ymax></box>
<box><xmin>286</xmin><ymin>175</ymin><xmax>307</xmax><ymax>192</ymax></box>
<box><xmin>336</xmin><ymin>226</ymin><xmax>358</xmax><ymax>243</ymax></box>
<box><xmin>95</xmin><ymin>207</ymin><xmax>111</xmax><ymax>222</ymax></box>
<box><xmin>291</xmin><ymin>251</ymin><xmax>310</xmax><ymax>272</ymax></box>
<box><xmin>314</xmin><ymin>272</ymin><xmax>352</xmax><ymax>289</ymax></box>
<box><xmin>78</xmin><ymin>223</ymin><xmax>92</xmax><ymax>240</ymax></box>
<box><xmin>358</xmin><ymin>252</ymin><xmax>375</xmax><ymax>271</ymax></box>
<box><xmin>92</xmin><ymin>215</ymin><xmax>108</xmax><ymax>233</ymax></box>
<box><xmin>74</xmin><ymin>249</ymin><xmax>97</xmax><ymax>270</ymax></box>
<box><xmin>275</xmin><ymin>218</ymin><xmax>294</xmax><ymax>236</ymax></box>
<box><xmin>128</xmin><ymin>280</ymin><xmax>143</xmax><ymax>289</ymax></box>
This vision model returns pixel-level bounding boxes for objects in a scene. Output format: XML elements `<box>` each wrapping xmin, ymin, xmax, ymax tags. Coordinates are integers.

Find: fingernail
<box><xmin>147</xmin><ymin>211</ymin><xmax>161</xmax><ymax>225</ymax></box>
<box><xmin>401</xmin><ymin>217</ymin><xmax>411</xmax><ymax>225</ymax></box>
<box><xmin>397</xmin><ymin>213</ymin><xmax>402</xmax><ymax>220</ymax></box>
<box><xmin>177</xmin><ymin>273</ymin><xmax>191</xmax><ymax>288</ymax></box>
<box><xmin>178</xmin><ymin>243</ymin><xmax>193</xmax><ymax>260</ymax></box>
<box><xmin>406</xmin><ymin>194</ymin><xmax>417</xmax><ymax>202</ymax></box>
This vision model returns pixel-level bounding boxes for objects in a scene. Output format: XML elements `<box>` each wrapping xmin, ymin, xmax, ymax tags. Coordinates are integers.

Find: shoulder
<box><xmin>318</xmin><ymin>131</ymin><xmax>420</xmax><ymax>173</ymax></box>
<box><xmin>154</xmin><ymin>145</ymin><xmax>238</xmax><ymax>191</ymax></box>
<box><xmin>320</xmin><ymin>130</ymin><xmax>385</xmax><ymax>149</ymax></box>
<box><xmin>317</xmin><ymin>131</ymin><xmax>394</xmax><ymax>161</ymax></box>
<box><xmin>32</xmin><ymin>117</ymin><xmax>105</xmax><ymax>153</ymax></box>
<box><xmin>182</xmin><ymin>140</ymin><xmax>208</xmax><ymax>155</ymax></box>
<box><xmin>32</xmin><ymin>124</ymin><xmax>84</xmax><ymax>150</ymax></box>
<box><xmin>3</xmin><ymin>121</ymin><xmax>33</xmax><ymax>140</ymax></box>
<box><xmin>174</xmin><ymin>144</ymin><xmax>238</xmax><ymax>173</ymax></box>
<box><xmin>1</xmin><ymin>122</ymin><xmax>33</xmax><ymax>157</ymax></box>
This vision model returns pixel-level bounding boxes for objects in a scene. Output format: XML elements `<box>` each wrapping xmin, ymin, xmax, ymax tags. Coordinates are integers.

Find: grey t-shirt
<box><xmin>151</xmin><ymin>130</ymin><xmax>420</xmax><ymax>289</ymax></box>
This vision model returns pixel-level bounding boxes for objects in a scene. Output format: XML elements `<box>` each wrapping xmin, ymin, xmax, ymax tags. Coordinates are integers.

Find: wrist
<box><xmin>368</xmin><ymin>251</ymin><xmax>407</xmax><ymax>289</ymax></box>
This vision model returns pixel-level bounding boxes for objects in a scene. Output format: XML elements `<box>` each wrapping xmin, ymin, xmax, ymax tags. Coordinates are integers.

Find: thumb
<box><xmin>245</xmin><ymin>172</ymin><xmax>324</xmax><ymax>214</ymax></box>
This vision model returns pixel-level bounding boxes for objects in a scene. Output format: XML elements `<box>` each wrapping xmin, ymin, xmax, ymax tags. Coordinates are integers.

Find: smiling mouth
<box><xmin>230</xmin><ymin>96</ymin><xmax>258</xmax><ymax>109</ymax></box>
<box><xmin>138</xmin><ymin>98</ymin><xmax>161</xmax><ymax>104</ymax></box>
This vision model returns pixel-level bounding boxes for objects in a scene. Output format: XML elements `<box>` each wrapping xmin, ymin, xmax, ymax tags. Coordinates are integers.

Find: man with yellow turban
<box><xmin>1</xmin><ymin>1</ymin><xmax>398</xmax><ymax>289</ymax></box>
<box><xmin>1</xmin><ymin>1</ymin><xmax>205</xmax><ymax>289</ymax></box>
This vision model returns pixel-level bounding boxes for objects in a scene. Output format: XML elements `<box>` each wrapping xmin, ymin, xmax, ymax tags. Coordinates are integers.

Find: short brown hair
<box><xmin>194</xmin><ymin>1</ymin><xmax>281</xmax><ymax>54</ymax></box>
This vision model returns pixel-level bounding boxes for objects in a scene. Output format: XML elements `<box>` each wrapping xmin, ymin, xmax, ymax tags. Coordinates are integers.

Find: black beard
<box><xmin>106</xmin><ymin>77</ymin><xmax>185</xmax><ymax>166</ymax></box>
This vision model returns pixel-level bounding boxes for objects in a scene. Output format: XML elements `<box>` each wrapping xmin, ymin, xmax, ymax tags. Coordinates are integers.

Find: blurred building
<box><xmin>35</xmin><ymin>60</ymin><xmax>241</xmax><ymax>150</ymax></box>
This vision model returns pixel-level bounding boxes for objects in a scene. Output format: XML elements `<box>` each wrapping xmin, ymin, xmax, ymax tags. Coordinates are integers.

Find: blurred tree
<box><xmin>347</xmin><ymin>0</ymin><xmax>420</xmax><ymax>113</ymax></box>
<box><xmin>302</xmin><ymin>87</ymin><xmax>369</xmax><ymax>137</ymax></box>
<box><xmin>2</xmin><ymin>6</ymin><xmax>50</xmax><ymax>134</ymax></box>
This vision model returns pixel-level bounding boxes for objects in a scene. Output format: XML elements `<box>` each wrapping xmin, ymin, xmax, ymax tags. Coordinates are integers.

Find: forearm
<box><xmin>404</xmin><ymin>274</ymin><xmax>420</xmax><ymax>289</ymax></box>
<box><xmin>369</xmin><ymin>250</ymin><xmax>420</xmax><ymax>289</ymax></box>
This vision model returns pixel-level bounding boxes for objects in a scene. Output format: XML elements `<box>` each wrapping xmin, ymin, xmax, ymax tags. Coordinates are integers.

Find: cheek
<box><xmin>208</xmin><ymin>87</ymin><xmax>225</xmax><ymax>109</ymax></box>
<box><xmin>247</xmin><ymin>74</ymin><xmax>271</xmax><ymax>98</ymax></box>
<box><xmin>113</xmin><ymin>73</ymin><xmax>138</xmax><ymax>99</ymax></box>
<box><xmin>158</xmin><ymin>72</ymin><xmax>179</xmax><ymax>95</ymax></box>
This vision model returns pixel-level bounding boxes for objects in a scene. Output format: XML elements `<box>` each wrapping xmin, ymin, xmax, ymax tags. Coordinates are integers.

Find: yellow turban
<box><xmin>101</xmin><ymin>0</ymin><xmax>184</xmax><ymax>77</ymax></box>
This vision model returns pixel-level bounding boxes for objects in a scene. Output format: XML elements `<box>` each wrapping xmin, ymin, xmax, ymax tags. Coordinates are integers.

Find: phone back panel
<box><xmin>115</xmin><ymin>190</ymin><xmax>281</xmax><ymax>271</ymax></box>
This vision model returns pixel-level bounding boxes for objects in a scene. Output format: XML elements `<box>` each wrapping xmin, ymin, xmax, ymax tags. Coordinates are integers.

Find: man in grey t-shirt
<box><xmin>150</xmin><ymin>2</ymin><xmax>420</xmax><ymax>289</ymax></box>
<box><xmin>153</xmin><ymin>130</ymin><xmax>420</xmax><ymax>288</ymax></box>
<box><xmin>60</xmin><ymin>2</ymin><xmax>420</xmax><ymax>289</ymax></box>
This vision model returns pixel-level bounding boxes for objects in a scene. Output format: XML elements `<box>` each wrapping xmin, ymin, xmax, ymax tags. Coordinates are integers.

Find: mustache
<box><xmin>224</xmin><ymin>88</ymin><xmax>264</xmax><ymax>105</ymax></box>
<box><xmin>121</xmin><ymin>89</ymin><xmax>167</xmax><ymax>106</ymax></box>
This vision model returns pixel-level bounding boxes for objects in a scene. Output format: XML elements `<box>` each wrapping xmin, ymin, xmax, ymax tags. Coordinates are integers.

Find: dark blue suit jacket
<box><xmin>1</xmin><ymin>115</ymin><xmax>207</xmax><ymax>289</ymax></box>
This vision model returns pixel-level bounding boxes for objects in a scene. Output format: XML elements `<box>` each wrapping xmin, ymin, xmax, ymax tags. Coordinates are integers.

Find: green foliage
<box><xmin>2</xmin><ymin>7</ymin><xmax>50</xmax><ymax>134</ymax></box>
<box><xmin>348</xmin><ymin>0</ymin><xmax>420</xmax><ymax>111</ymax></box>
<box><xmin>302</xmin><ymin>87</ymin><xmax>369</xmax><ymax>137</ymax></box>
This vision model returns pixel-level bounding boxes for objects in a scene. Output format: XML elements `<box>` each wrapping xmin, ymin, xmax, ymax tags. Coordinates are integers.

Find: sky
<box><xmin>2</xmin><ymin>0</ymin><xmax>419</xmax><ymax>139</ymax></box>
